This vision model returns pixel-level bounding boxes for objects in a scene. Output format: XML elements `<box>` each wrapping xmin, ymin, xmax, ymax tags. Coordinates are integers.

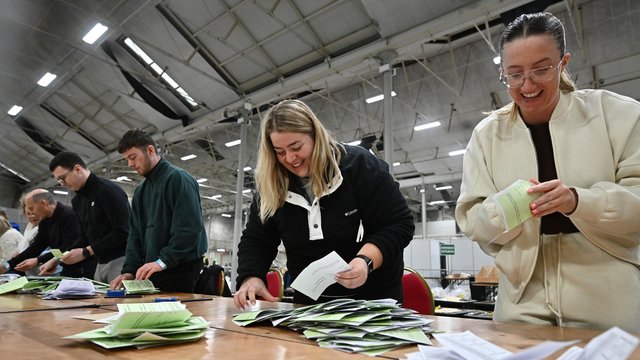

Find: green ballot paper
<box><xmin>495</xmin><ymin>179</ymin><xmax>540</xmax><ymax>231</ymax></box>
<box><xmin>50</xmin><ymin>249</ymin><xmax>69</xmax><ymax>259</ymax></box>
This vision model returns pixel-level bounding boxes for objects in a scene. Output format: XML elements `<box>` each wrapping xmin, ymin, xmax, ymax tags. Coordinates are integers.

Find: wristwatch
<box><xmin>355</xmin><ymin>254</ymin><xmax>374</xmax><ymax>273</ymax></box>
<box><xmin>82</xmin><ymin>247</ymin><xmax>91</xmax><ymax>258</ymax></box>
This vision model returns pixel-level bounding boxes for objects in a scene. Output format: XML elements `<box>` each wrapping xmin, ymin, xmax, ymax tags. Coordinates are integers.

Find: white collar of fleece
<box><xmin>285</xmin><ymin>173</ymin><xmax>343</xmax><ymax>240</ymax></box>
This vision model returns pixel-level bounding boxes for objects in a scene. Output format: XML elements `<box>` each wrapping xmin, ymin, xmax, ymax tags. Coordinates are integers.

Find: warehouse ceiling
<box><xmin>1</xmin><ymin>0</ymin><xmax>639</xmax><ymax>223</ymax></box>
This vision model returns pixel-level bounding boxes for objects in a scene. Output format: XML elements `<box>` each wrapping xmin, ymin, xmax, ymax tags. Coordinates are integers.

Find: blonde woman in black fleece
<box><xmin>234</xmin><ymin>99</ymin><xmax>414</xmax><ymax>309</ymax></box>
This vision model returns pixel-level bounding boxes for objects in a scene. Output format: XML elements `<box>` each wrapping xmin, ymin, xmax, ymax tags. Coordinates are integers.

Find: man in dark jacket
<box><xmin>43</xmin><ymin>151</ymin><xmax>130</xmax><ymax>283</ymax></box>
<box><xmin>0</xmin><ymin>189</ymin><xmax>85</xmax><ymax>277</ymax></box>
<box><xmin>110</xmin><ymin>129</ymin><xmax>207</xmax><ymax>292</ymax></box>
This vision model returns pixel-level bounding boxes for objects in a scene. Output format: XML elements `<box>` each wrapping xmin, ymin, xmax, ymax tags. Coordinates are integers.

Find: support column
<box><xmin>230</xmin><ymin>107</ymin><xmax>249</xmax><ymax>291</ymax></box>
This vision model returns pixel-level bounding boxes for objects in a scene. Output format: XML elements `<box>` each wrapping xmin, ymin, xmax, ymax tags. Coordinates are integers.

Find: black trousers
<box><xmin>149</xmin><ymin>258</ymin><xmax>203</xmax><ymax>293</ymax></box>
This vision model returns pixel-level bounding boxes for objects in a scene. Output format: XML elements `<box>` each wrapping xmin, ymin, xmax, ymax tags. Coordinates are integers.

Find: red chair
<box><xmin>402</xmin><ymin>267</ymin><xmax>435</xmax><ymax>315</ymax></box>
<box><xmin>265</xmin><ymin>268</ymin><xmax>284</xmax><ymax>300</ymax></box>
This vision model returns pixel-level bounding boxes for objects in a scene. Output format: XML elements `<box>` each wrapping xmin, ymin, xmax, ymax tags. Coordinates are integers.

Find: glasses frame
<box><xmin>55</xmin><ymin>168</ymin><xmax>73</xmax><ymax>185</ymax></box>
<box><xmin>499</xmin><ymin>60</ymin><xmax>563</xmax><ymax>89</ymax></box>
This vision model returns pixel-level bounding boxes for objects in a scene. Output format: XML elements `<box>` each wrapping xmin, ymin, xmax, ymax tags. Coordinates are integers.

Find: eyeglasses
<box><xmin>499</xmin><ymin>61</ymin><xmax>563</xmax><ymax>88</ymax></box>
<box><xmin>55</xmin><ymin>169</ymin><xmax>72</xmax><ymax>185</ymax></box>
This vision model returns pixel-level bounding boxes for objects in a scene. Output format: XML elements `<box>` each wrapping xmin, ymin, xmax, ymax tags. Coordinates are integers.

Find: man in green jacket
<box><xmin>110</xmin><ymin>129</ymin><xmax>207</xmax><ymax>292</ymax></box>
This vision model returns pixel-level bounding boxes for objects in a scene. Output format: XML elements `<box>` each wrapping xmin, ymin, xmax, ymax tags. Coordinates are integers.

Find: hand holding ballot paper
<box><xmin>495</xmin><ymin>179</ymin><xmax>540</xmax><ymax>231</ymax></box>
<box><xmin>290</xmin><ymin>251</ymin><xmax>351</xmax><ymax>301</ymax></box>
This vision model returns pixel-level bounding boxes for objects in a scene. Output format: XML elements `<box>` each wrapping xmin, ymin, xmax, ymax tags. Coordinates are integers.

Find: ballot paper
<box><xmin>43</xmin><ymin>278</ymin><xmax>95</xmax><ymax>299</ymax></box>
<box><xmin>290</xmin><ymin>251</ymin><xmax>351</xmax><ymax>300</ymax></box>
<box><xmin>50</xmin><ymin>248</ymin><xmax>69</xmax><ymax>259</ymax></box>
<box><xmin>495</xmin><ymin>179</ymin><xmax>540</xmax><ymax>231</ymax></box>
<box><xmin>233</xmin><ymin>298</ymin><xmax>433</xmax><ymax>356</ymax></box>
<box><xmin>65</xmin><ymin>302</ymin><xmax>208</xmax><ymax>349</ymax></box>
<box><xmin>557</xmin><ymin>327</ymin><xmax>639</xmax><ymax>360</ymax></box>
<box><xmin>0</xmin><ymin>276</ymin><xmax>28</xmax><ymax>294</ymax></box>
<box><xmin>405</xmin><ymin>328</ymin><xmax>639</xmax><ymax>360</ymax></box>
<box><xmin>121</xmin><ymin>279</ymin><xmax>159</xmax><ymax>294</ymax></box>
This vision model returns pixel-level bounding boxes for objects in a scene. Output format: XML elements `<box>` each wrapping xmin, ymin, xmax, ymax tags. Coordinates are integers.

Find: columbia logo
<box><xmin>344</xmin><ymin>209</ymin><xmax>358</xmax><ymax>216</ymax></box>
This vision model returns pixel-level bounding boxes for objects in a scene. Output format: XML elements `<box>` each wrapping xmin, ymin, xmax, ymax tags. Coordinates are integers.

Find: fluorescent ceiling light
<box><xmin>37</xmin><ymin>72</ymin><xmax>57</xmax><ymax>87</ymax></box>
<box><xmin>82</xmin><ymin>23</ymin><xmax>108</xmax><ymax>44</ymax></box>
<box><xmin>392</xmin><ymin>162</ymin><xmax>401</xmax><ymax>166</ymax></box>
<box><xmin>429</xmin><ymin>200</ymin><xmax>446</xmax><ymax>205</ymax></box>
<box><xmin>244</xmin><ymin>166</ymin><xmax>252</xmax><ymax>171</ymax></box>
<box><xmin>225</xmin><ymin>139</ymin><xmax>241</xmax><ymax>147</ymax></box>
<box><xmin>493</xmin><ymin>55</ymin><xmax>501</xmax><ymax>65</ymax></box>
<box><xmin>161</xmin><ymin>73</ymin><xmax>179</xmax><ymax>88</ymax></box>
<box><xmin>414</xmin><ymin>121</ymin><xmax>441</xmax><ymax>131</ymax></box>
<box><xmin>124</xmin><ymin>37</ymin><xmax>153</xmax><ymax>64</ymax></box>
<box><xmin>448</xmin><ymin>149</ymin><xmax>466</xmax><ymax>157</ymax></box>
<box><xmin>181</xmin><ymin>154</ymin><xmax>197</xmax><ymax>161</ymax></box>
<box><xmin>0</xmin><ymin>161</ymin><xmax>30</xmax><ymax>182</ymax></box>
<box><xmin>196</xmin><ymin>178</ymin><xmax>208</xmax><ymax>183</ymax></box>
<box><xmin>435</xmin><ymin>185</ymin><xmax>452</xmax><ymax>191</ymax></box>
<box><xmin>53</xmin><ymin>190</ymin><xmax>69</xmax><ymax>195</ymax></box>
<box><xmin>242</xmin><ymin>189</ymin><xmax>251</xmax><ymax>194</ymax></box>
<box><xmin>221</xmin><ymin>214</ymin><xmax>232</xmax><ymax>218</ymax></box>
<box><xmin>419</xmin><ymin>188</ymin><xmax>426</xmax><ymax>193</ymax></box>
<box><xmin>346</xmin><ymin>140</ymin><xmax>361</xmax><ymax>146</ymax></box>
<box><xmin>150</xmin><ymin>63</ymin><xmax>163</xmax><ymax>74</ymax></box>
<box><xmin>7</xmin><ymin>105</ymin><xmax>22</xmax><ymax>116</ymax></box>
<box><xmin>203</xmin><ymin>194</ymin><xmax>222</xmax><ymax>200</ymax></box>
<box><xmin>116</xmin><ymin>176</ymin><xmax>131</xmax><ymax>182</ymax></box>
<box><xmin>216</xmin><ymin>248</ymin><xmax>226</xmax><ymax>252</ymax></box>
<box><xmin>365</xmin><ymin>91</ymin><xmax>397</xmax><ymax>104</ymax></box>
<box><xmin>176</xmin><ymin>87</ymin><xmax>198</xmax><ymax>107</ymax></box>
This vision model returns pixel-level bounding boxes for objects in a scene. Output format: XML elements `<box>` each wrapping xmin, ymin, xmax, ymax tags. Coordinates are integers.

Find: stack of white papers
<box><xmin>43</xmin><ymin>278</ymin><xmax>96</xmax><ymax>299</ymax></box>
<box><xmin>233</xmin><ymin>298</ymin><xmax>433</xmax><ymax>356</ymax></box>
<box><xmin>65</xmin><ymin>302</ymin><xmax>209</xmax><ymax>349</ymax></box>
<box><xmin>405</xmin><ymin>327</ymin><xmax>639</xmax><ymax>360</ymax></box>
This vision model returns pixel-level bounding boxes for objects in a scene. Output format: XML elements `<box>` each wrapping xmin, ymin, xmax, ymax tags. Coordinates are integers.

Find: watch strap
<box><xmin>355</xmin><ymin>254</ymin><xmax>373</xmax><ymax>273</ymax></box>
<box><xmin>82</xmin><ymin>247</ymin><xmax>91</xmax><ymax>258</ymax></box>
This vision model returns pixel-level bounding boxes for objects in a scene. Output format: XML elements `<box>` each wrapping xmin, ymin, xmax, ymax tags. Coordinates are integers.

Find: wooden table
<box><xmin>0</xmin><ymin>293</ymin><xmax>99</xmax><ymax>313</ymax></box>
<box><xmin>0</xmin><ymin>293</ymin><xmax>638</xmax><ymax>359</ymax></box>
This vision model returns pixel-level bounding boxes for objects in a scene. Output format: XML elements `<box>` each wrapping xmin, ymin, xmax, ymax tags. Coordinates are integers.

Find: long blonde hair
<box><xmin>498</xmin><ymin>12</ymin><xmax>577</xmax><ymax>122</ymax></box>
<box><xmin>0</xmin><ymin>216</ymin><xmax>10</xmax><ymax>236</ymax></box>
<box><xmin>256</xmin><ymin>99</ymin><xmax>343</xmax><ymax>223</ymax></box>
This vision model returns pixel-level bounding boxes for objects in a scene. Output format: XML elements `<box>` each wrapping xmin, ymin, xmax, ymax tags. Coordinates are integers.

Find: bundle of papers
<box><xmin>43</xmin><ymin>278</ymin><xmax>96</xmax><ymax>299</ymax></box>
<box><xmin>121</xmin><ymin>279</ymin><xmax>159</xmax><ymax>295</ymax></box>
<box><xmin>495</xmin><ymin>179</ymin><xmax>540</xmax><ymax>231</ymax></box>
<box><xmin>66</xmin><ymin>302</ymin><xmax>208</xmax><ymax>349</ymax></box>
<box><xmin>233</xmin><ymin>298</ymin><xmax>433</xmax><ymax>356</ymax></box>
<box><xmin>405</xmin><ymin>327</ymin><xmax>639</xmax><ymax>360</ymax></box>
<box><xmin>19</xmin><ymin>276</ymin><xmax>110</xmax><ymax>295</ymax></box>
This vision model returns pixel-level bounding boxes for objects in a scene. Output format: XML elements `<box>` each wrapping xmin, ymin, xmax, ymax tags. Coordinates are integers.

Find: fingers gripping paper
<box><xmin>290</xmin><ymin>251</ymin><xmax>351</xmax><ymax>300</ymax></box>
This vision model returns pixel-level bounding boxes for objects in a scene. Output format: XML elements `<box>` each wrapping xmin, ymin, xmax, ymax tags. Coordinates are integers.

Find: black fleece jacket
<box><xmin>237</xmin><ymin>145</ymin><xmax>414</xmax><ymax>303</ymax></box>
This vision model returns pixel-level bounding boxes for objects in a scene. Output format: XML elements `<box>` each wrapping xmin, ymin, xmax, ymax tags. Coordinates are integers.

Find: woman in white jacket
<box><xmin>455</xmin><ymin>12</ymin><xmax>640</xmax><ymax>331</ymax></box>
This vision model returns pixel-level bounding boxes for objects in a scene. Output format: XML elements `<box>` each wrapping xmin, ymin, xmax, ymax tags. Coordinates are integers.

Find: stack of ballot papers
<box><xmin>405</xmin><ymin>327</ymin><xmax>639</xmax><ymax>360</ymax></box>
<box><xmin>233</xmin><ymin>298</ymin><xmax>433</xmax><ymax>356</ymax></box>
<box><xmin>43</xmin><ymin>278</ymin><xmax>96</xmax><ymax>299</ymax></box>
<box><xmin>18</xmin><ymin>276</ymin><xmax>110</xmax><ymax>294</ymax></box>
<box><xmin>121</xmin><ymin>279</ymin><xmax>160</xmax><ymax>295</ymax></box>
<box><xmin>65</xmin><ymin>302</ymin><xmax>208</xmax><ymax>349</ymax></box>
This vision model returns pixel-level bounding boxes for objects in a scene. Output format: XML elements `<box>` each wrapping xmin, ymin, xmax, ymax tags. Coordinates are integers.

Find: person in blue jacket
<box><xmin>110</xmin><ymin>129</ymin><xmax>207</xmax><ymax>292</ymax></box>
<box><xmin>234</xmin><ymin>99</ymin><xmax>414</xmax><ymax>309</ymax></box>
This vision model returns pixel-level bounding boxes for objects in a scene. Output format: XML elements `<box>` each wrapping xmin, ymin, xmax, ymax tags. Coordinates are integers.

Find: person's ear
<box><xmin>561</xmin><ymin>52</ymin><xmax>571</xmax><ymax>67</ymax></box>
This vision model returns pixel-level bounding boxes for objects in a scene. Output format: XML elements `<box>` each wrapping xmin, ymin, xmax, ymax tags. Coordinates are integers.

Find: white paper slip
<box><xmin>290</xmin><ymin>251</ymin><xmax>351</xmax><ymax>300</ymax></box>
<box><xmin>557</xmin><ymin>326</ymin><xmax>640</xmax><ymax>360</ymax></box>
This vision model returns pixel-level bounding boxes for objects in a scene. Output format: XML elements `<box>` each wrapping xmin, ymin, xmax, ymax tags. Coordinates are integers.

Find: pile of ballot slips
<box><xmin>233</xmin><ymin>298</ymin><xmax>433</xmax><ymax>356</ymax></box>
<box><xmin>66</xmin><ymin>302</ymin><xmax>209</xmax><ymax>349</ymax></box>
